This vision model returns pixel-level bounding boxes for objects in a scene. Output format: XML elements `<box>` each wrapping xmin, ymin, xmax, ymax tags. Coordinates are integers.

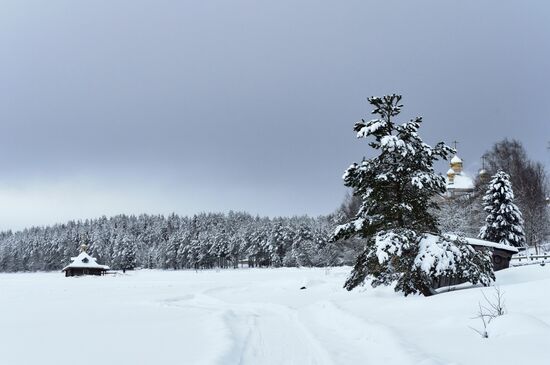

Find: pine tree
<box><xmin>332</xmin><ymin>94</ymin><xmax>494</xmax><ymax>296</ymax></box>
<box><xmin>164</xmin><ymin>232</ymin><xmax>182</xmax><ymax>269</ymax></box>
<box><xmin>285</xmin><ymin>223</ymin><xmax>314</xmax><ymax>267</ymax></box>
<box><xmin>121</xmin><ymin>235</ymin><xmax>137</xmax><ymax>270</ymax></box>
<box><xmin>267</xmin><ymin>222</ymin><xmax>290</xmax><ymax>267</ymax></box>
<box><xmin>479</xmin><ymin>170</ymin><xmax>526</xmax><ymax>247</ymax></box>
<box><xmin>113</xmin><ymin>232</ymin><xmax>136</xmax><ymax>270</ymax></box>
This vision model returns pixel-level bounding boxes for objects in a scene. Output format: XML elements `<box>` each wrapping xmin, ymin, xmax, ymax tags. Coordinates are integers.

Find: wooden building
<box><xmin>463</xmin><ymin>236</ymin><xmax>518</xmax><ymax>271</ymax></box>
<box><xmin>62</xmin><ymin>246</ymin><xmax>109</xmax><ymax>277</ymax></box>
<box><xmin>434</xmin><ymin>236</ymin><xmax>518</xmax><ymax>289</ymax></box>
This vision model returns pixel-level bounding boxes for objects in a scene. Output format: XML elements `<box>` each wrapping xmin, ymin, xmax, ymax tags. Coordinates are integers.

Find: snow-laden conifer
<box><xmin>332</xmin><ymin>94</ymin><xmax>494</xmax><ymax>296</ymax></box>
<box><xmin>479</xmin><ymin>171</ymin><xmax>525</xmax><ymax>247</ymax></box>
<box><xmin>285</xmin><ymin>223</ymin><xmax>316</xmax><ymax>267</ymax></box>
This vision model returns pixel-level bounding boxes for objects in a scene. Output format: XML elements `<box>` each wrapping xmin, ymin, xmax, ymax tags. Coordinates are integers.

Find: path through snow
<box><xmin>1</xmin><ymin>266</ymin><xmax>549</xmax><ymax>365</ymax></box>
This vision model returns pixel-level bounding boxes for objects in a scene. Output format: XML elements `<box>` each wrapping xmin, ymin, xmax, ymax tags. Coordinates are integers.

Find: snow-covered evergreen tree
<box><xmin>285</xmin><ymin>223</ymin><xmax>314</xmax><ymax>267</ymax></box>
<box><xmin>479</xmin><ymin>170</ymin><xmax>526</xmax><ymax>247</ymax></box>
<box><xmin>164</xmin><ymin>231</ymin><xmax>183</xmax><ymax>269</ymax></box>
<box><xmin>121</xmin><ymin>235</ymin><xmax>137</xmax><ymax>270</ymax></box>
<box><xmin>246</xmin><ymin>218</ymin><xmax>270</xmax><ymax>267</ymax></box>
<box><xmin>267</xmin><ymin>221</ymin><xmax>291</xmax><ymax>267</ymax></box>
<box><xmin>332</xmin><ymin>94</ymin><xmax>494</xmax><ymax>296</ymax></box>
<box><xmin>112</xmin><ymin>231</ymin><xmax>136</xmax><ymax>270</ymax></box>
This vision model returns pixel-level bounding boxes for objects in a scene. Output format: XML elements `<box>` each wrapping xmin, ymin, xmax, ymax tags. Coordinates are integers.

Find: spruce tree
<box><xmin>479</xmin><ymin>170</ymin><xmax>526</xmax><ymax>247</ymax></box>
<box><xmin>120</xmin><ymin>234</ymin><xmax>137</xmax><ymax>270</ymax></box>
<box><xmin>164</xmin><ymin>231</ymin><xmax>182</xmax><ymax>269</ymax></box>
<box><xmin>332</xmin><ymin>94</ymin><xmax>494</xmax><ymax>296</ymax></box>
<box><xmin>287</xmin><ymin>223</ymin><xmax>316</xmax><ymax>267</ymax></box>
<box><xmin>268</xmin><ymin>222</ymin><xmax>290</xmax><ymax>267</ymax></box>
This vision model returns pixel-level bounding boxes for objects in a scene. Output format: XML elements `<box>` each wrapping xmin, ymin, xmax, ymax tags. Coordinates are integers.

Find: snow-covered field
<box><xmin>1</xmin><ymin>266</ymin><xmax>549</xmax><ymax>365</ymax></box>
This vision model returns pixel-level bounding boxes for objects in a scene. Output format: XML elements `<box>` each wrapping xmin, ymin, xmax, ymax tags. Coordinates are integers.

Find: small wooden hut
<box><xmin>433</xmin><ymin>235</ymin><xmax>519</xmax><ymax>289</ymax></box>
<box><xmin>462</xmin><ymin>236</ymin><xmax>518</xmax><ymax>271</ymax></box>
<box><xmin>62</xmin><ymin>245</ymin><xmax>109</xmax><ymax>277</ymax></box>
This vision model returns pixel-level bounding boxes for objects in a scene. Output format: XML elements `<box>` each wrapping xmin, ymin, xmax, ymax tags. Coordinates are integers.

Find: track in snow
<box><xmin>162</xmin><ymin>293</ymin><xmax>333</xmax><ymax>365</ymax></box>
<box><xmin>161</xmin><ymin>291</ymin><xmax>431</xmax><ymax>365</ymax></box>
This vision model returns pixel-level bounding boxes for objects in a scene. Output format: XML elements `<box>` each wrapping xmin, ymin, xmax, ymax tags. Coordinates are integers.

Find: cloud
<box><xmin>0</xmin><ymin>0</ymin><xmax>548</xmax><ymax>230</ymax></box>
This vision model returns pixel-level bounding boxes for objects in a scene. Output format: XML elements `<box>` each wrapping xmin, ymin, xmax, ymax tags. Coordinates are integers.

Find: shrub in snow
<box><xmin>479</xmin><ymin>171</ymin><xmax>526</xmax><ymax>248</ymax></box>
<box><xmin>470</xmin><ymin>286</ymin><xmax>506</xmax><ymax>339</ymax></box>
<box><xmin>332</xmin><ymin>94</ymin><xmax>494</xmax><ymax>296</ymax></box>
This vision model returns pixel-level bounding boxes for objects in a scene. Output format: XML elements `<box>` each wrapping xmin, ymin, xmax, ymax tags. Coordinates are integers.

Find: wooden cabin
<box><xmin>434</xmin><ymin>235</ymin><xmax>518</xmax><ymax>289</ymax></box>
<box><xmin>62</xmin><ymin>248</ymin><xmax>109</xmax><ymax>277</ymax></box>
<box><xmin>465</xmin><ymin>237</ymin><xmax>518</xmax><ymax>271</ymax></box>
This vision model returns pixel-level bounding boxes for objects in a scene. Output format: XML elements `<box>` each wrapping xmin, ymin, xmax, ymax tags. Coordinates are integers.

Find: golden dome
<box><xmin>447</xmin><ymin>168</ymin><xmax>455</xmax><ymax>183</ymax></box>
<box><xmin>478</xmin><ymin>168</ymin><xmax>489</xmax><ymax>182</ymax></box>
<box><xmin>450</xmin><ymin>155</ymin><xmax>463</xmax><ymax>173</ymax></box>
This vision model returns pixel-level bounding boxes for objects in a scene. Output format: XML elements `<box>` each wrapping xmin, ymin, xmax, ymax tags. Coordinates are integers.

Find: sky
<box><xmin>0</xmin><ymin>0</ymin><xmax>548</xmax><ymax>231</ymax></box>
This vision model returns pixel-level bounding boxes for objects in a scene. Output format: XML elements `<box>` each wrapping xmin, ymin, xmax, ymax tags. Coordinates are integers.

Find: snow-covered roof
<box><xmin>450</xmin><ymin>155</ymin><xmax>462</xmax><ymax>164</ymax></box>
<box><xmin>446</xmin><ymin>168</ymin><xmax>455</xmax><ymax>175</ymax></box>
<box><xmin>445</xmin><ymin>234</ymin><xmax>519</xmax><ymax>253</ymax></box>
<box><xmin>62</xmin><ymin>251</ymin><xmax>109</xmax><ymax>271</ymax></box>
<box><xmin>446</xmin><ymin>173</ymin><xmax>474</xmax><ymax>190</ymax></box>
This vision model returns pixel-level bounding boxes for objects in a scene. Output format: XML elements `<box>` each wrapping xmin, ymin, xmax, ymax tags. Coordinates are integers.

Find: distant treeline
<box><xmin>0</xmin><ymin>212</ymin><xmax>360</xmax><ymax>272</ymax></box>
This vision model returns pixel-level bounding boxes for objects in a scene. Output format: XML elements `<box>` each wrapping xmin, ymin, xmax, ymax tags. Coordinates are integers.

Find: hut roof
<box><xmin>445</xmin><ymin>234</ymin><xmax>519</xmax><ymax>253</ymax></box>
<box><xmin>62</xmin><ymin>251</ymin><xmax>109</xmax><ymax>272</ymax></box>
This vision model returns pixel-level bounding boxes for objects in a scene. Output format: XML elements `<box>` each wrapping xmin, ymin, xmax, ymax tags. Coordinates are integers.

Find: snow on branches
<box><xmin>334</xmin><ymin>94</ymin><xmax>494</xmax><ymax>296</ymax></box>
<box><xmin>344</xmin><ymin>230</ymin><xmax>494</xmax><ymax>296</ymax></box>
<box><xmin>479</xmin><ymin>171</ymin><xmax>526</xmax><ymax>248</ymax></box>
<box><xmin>333</xmin><ymin>94</ymin><xmax>453</xmax><ymax>243</ymax></box>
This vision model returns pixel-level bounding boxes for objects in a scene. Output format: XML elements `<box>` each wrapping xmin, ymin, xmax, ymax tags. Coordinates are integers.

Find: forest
<box><xmin>0</xmin><ymin>210</ymin><xmax>362</xmax><ymax>272</ymax></box>
<box><xmin>0</xmin><ymin>138</ymin><xmax>547</xmax><ymax>274</ymax></box>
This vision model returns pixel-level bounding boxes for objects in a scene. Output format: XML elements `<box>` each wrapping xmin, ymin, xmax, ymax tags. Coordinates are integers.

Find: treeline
<box><xmin>0</xmin><ymin>212</ymin><xmax>359</xmax><ymax>272</ymax></box>
<box><xmin>0</xmin><ymin>139</ymin><xmax>546</xmax><ymax>273</ymax></box>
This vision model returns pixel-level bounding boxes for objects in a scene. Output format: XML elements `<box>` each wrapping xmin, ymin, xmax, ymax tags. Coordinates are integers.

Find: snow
<box><xmin>356</xmin><ymin>120</ymin><xmax>387</xmax><ymax>138</ymax></box>
<box><xmin>381</xmin><ymin>135</ymin><xmax>405</xmax><ymax>151</ymax></box>
<box><xmin>353</xmin><ymin>218</ymin><xmax>365</xmax><ymax>230</ymax></box>
<box><xmin>445</xmin><ymin>234</ymin><xmax>519</xmax><ymax>253</ymax></box>
<box><xmin>375</xmin><ymin>231</ymin><xmax>407</xmax><ymax>263</ymax></box>
<box><xmin>1</xmin><ymin>266</ymin><xmax>549</xmax><ymax>365</ymax></box>
<box><xmin>446</xmin><ymin>173</ymin><xmax>474</xmax><ymax>190</ymax></box>
<box><xmin>451</xmin><ymin>155</ymin><xmax>463</xmax><ymax>164</ymax></box>
<box><xmin>411</xmin><ymin>176</ymin><xmax>423</xmax><ymax>189</ymax></box>
<box><xmin>61</xmin><ymin>251</ymin><xmax>109</xmax><ymax>271</ymax></box>
<box><xmin>415</xmin><ymin>234</ymin><xmax>460</xmax><ymax>275</ymax></box>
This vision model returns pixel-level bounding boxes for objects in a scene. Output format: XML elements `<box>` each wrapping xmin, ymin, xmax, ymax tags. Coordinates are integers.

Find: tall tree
<box><xmin>332</xmin><ymin>94</ymin><xmax>494</xmax><ymax>296</ymax></box>
<box><xmin>479</xmin><ymin>171</ymin><xmax>526</xmax><ymax>248</ymax></box>
<box><xmin>482</xmin><ymin>139</ymin><xmax>549</xmax><ymax>250</ymax></box>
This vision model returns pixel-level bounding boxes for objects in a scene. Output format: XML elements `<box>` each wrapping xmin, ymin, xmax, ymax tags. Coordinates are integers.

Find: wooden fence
<box><xmin>511</xmin><ymin>254</ymin><xmax>550</xmax><ymax>266</ymax></box>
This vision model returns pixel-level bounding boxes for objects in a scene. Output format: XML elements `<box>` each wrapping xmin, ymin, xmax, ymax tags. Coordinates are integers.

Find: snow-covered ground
<box><xmin>1</xmin><ymin>266</ymin><xmax>549</xmax><ymax>365</ymax></box>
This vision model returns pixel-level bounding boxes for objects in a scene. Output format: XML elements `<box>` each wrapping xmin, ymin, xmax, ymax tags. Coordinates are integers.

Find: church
<box><xmin>445</xmin><ymin>153</ymin><xmax>477</xmax><ymax>198</ymax></box>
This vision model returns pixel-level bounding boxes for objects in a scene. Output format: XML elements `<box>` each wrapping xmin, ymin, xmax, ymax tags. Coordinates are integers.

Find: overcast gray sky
<box><xmin>0</xmin><ymin>0</ymin><xmax>548</xmax><ymax>231</ymax></box>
